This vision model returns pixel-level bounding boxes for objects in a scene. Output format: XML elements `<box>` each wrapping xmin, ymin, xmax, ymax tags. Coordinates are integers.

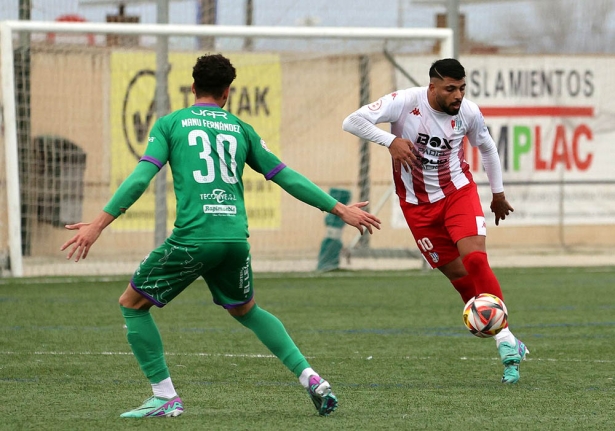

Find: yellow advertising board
<box><xmin>110</xmin><ymin>52</ymin><xmax>282</xmax><ymax>231</ymax></box>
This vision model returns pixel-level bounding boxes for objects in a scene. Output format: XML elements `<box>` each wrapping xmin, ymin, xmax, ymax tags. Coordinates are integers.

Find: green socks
<box><xmin>121</xmin><ymin>304</ymin><xmax>311</xmax><ymax>383</ymax></box>
<box><xmin>233</xmin><ymin>305</ymin><xmax>311</xmax><ymax>377</ymax></box>
<box><xmin>120</xmin><ymin>306</ymin><xmax>170</xmax><ymax>384</ymax></box>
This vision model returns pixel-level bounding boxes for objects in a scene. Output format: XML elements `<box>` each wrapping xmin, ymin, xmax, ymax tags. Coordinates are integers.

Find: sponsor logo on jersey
<box><xmin>200</xmin><ymin>189</ymin><xmax>237</xmax><ymax>204</ymax></box>
<box><xmin>415</xmin><ymin>133</ymin><xmax>453</xmax><ymax>169</ymax></box>
<box><xmin>411</xmin><ymin>107</ymin><xmax>421</xmax><ymax>116</ymax></box>
<box><xmin>191</xmin><ymin>109</ymin><xmax>228</xmax><ymax>119</ymax></box>
<box><xmin>203</xmin><ymin>204</ymin><xmax>237</xmax><ymax>215</ymax></box>
<box><xmin>429</xmin><ymin>252</ymin><xmax>440</xmax><ymax>263</ymax></box>
<box><xmin>416</xmin><ymin>133</ymin><xmax>453</xmax><ymax>150</ymax></box>
<box><xmin>260</xmin><ymin>139</ymin><xmax>272</xmax><ymax>152</ymax></box>
<box><xmin>451</xmin><ymin>117</ymin><xmax>462</xmax><ymax>132</ymax></box>
<box><xmin>391</xmin><ymin>92</ymin><xmax>398</xmax><ymax>99</ymax></box>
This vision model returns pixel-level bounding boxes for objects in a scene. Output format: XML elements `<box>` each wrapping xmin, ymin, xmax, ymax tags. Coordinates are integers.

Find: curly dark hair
<box><xmin>192</xmin><ymin>54</ymin><xmax>237</xmax><ymax>98</ymax></box>
<box><xmin>429</xmin><ymin>58</ymin><xmax>465</xmax><ymax>81</ymax></box>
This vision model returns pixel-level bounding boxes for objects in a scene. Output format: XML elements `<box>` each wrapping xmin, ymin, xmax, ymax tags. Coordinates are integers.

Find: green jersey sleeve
<box><xmin>103</xmin><ymin>117</ymin><xmax>169</xmax><ymax>217</ymax></box>
<box><xmin>242</xmin><ymin>121</ymin><xmax>285</xmax><ymax>178</ymax></box>
<box><xmin>240</xmin><ymin>120</ymin><xmax>337</xmax><ymax>212</ymax></box>
<box><xmin>140</xmin><ymin>117</ymin><xmax>171</xmax><ymax>168</ymax></box>
<box><xmin>271</xmin><ymin>167</ymin><xmax>338</xmax><ymax>212</ymax></box>
<box><xmin>103</xmin><ymin>161</ymin><xmax>159</xmax><ymax>217</ymax></box>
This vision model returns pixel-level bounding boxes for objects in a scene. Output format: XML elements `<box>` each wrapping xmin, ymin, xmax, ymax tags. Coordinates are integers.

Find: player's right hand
<box><xmin>388</xmin><ymin>138</ymin><xmax>417</xmax><ymax>172</ymax></box>
<box><xmin>60</xmin><ymin>211</ymin><xmax>115</xmax><ymax>262</ymax></box>
<box><xmin>61</xmin><ymin>222</ymin><xmax>103</xmax><ymax>262</ymax></box>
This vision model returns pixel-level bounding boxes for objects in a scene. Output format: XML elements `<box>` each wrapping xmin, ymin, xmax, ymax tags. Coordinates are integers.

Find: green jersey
<box><xmin>142</xmin><ymin>103</ymin><xmax>283</xmax><ymax>241</ymax></box>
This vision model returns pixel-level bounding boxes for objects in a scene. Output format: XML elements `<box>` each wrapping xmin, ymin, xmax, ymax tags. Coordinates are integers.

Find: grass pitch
<box><xmin>1</xmin><ymin>266</ymin><xmax>615</xmax><ymax>430</ymax></box>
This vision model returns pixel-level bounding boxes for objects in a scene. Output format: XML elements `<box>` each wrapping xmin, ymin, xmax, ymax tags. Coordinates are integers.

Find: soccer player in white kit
<box><xmin>342</xmin><ymin>58</ymin><xmax>529</xmax><ymax>383</ymax></box>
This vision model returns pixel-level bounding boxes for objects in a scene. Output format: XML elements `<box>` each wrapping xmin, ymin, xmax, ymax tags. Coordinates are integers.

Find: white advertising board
<box><xmin>390</xmin><ymin>55</ymin><xmax>615</xmax><ymax>227</ymax></box>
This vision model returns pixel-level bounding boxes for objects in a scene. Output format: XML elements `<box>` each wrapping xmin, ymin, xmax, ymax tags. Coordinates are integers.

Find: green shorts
<box><xmin>130</xmin><ymin>237</ymin><xmax>253</xmax><ymax>309</ymax></box>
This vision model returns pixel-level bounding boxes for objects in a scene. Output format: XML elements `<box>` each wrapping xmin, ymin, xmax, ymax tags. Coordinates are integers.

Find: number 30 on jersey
<box><xmin>188</xmin><ymin>129</ymin><xmax>238</xmax><ymax>184</ymax></box>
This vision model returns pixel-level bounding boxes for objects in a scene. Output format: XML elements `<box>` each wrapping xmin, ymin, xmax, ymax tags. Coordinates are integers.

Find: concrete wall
<box><xmin>7</xmin><ymin>46</ymin><xmax>614</xmax><ymax>267</ymax></box>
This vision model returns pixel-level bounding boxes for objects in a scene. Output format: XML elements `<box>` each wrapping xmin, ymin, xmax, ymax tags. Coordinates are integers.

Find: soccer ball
<box><xmin>462</xmin><ymin>293</ymin><xmax>508</xmax><ymax>338</ymax></box>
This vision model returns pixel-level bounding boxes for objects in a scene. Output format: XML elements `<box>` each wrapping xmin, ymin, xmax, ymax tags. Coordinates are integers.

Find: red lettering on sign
<box><xmin>534</xmin><ymin>125</ymin><xmax>548</xmax><ymax>170</ymax></box>
<box><xmin>572</xmin><ymin>124</ymin><xmax>592</xmax><ymax>171</ymax></box>
<box><xmin>550</xmin><ymin>125</ymin><xmax>571</xmax><ymax>170</ymax></box>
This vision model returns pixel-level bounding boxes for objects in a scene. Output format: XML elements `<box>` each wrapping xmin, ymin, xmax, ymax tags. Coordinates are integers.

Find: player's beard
<box><xmin>436</xmin><ymin>94</ymin><xmax>461</xmax><ymax>116</ymax></box>
<box><xmin>445</xmin><ymin>105</ymin><xmax>460</xmax><ymax>116</ymax></box>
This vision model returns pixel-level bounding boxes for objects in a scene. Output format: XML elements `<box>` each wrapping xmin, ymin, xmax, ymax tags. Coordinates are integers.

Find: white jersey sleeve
<box><xmin>466</xmin><ymin>103</ymin><xmax>504</xmax><ymax>193</ymax></box>
<box><xmin>465</xmin><ymin>103</ymin><xmax>495</xmax><ymax>148</ymax></box>
<box><xmin>342</xmin><ymin>90</ymin><xmax>408</xmax><ymax>148</ymax></box>
<box><xmin>478</xmin><ymin>143</ymin><xmax>504</xmax><ymax>194</ymax></box>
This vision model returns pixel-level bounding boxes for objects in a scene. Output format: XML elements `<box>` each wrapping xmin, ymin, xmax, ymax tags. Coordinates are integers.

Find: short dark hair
<box><xmin>192</xmin><ymin>54</ymin><xmax>237</xmax><ymax>98</ymax></box>
<box><xmin>429</xmin><ymin>58</ymin><xmax>465</xmax><ymax>81</ymax></box>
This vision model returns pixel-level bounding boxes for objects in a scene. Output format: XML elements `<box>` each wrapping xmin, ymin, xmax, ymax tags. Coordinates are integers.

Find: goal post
<box><xmin>0</xmin><ymin>20</ymin><xmax>453</xmax><ymax>277</ymax></box>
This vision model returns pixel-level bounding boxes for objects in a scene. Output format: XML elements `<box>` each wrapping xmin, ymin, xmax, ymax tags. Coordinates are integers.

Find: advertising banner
<box><xmin>110</xmin><ymin>52</ymin><xmax>282</xmax><ymax>231</ymax></box>
<box><xmin>392</xmin><ymin>55</ymin><xmax>615</xmax><ymax>227</ymax></box>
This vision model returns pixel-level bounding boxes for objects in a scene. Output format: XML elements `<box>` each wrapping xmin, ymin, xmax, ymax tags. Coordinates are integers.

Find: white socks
<box><xmin>299</xmin><ymin>367</ymin><xmax>317</xmax><ymax>389</ymax></box>
<box><xmin>494</xmin><ymin>327</ymin><xmax>516</xmax><ymax>348</ymax></box>
<box><xmin>152</xmin><ymin>377</ymin><xmax>178</xmax><ymax>399</ymax></box>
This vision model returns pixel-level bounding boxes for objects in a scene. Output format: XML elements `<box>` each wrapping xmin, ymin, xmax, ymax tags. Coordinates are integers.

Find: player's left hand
<box><xmin>490</xmin><ymin>192</ymin><xmax>514</xmax><ymax>226</ymax></box>
<box><xmin>332</xmin><ymin>201</ymin><xmax>382</xmax><ymax>234</ymax></box>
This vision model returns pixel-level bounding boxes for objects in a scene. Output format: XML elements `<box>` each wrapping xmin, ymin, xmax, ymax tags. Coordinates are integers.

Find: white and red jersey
<box><xmin>343</xmin><ymin>87</ymin><xmax>503</xmax><ymax>205</ymax></box>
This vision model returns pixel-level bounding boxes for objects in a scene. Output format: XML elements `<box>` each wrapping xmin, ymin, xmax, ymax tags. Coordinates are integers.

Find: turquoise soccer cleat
<box><xmin>498</xmin><ymin>338</ymin><xmax>529</xmax><ymax>384</ymax></box>
<box><xmin>120</xmin><ymin>396</ymin><xmax>184</xmax><ymax>418</ymax></box>
<box><xmin>307</xmin><ymin>375</ymin><xmax>338</xmax><ymax>416</ymax></box>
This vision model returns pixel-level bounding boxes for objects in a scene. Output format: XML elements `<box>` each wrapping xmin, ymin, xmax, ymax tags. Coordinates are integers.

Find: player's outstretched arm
<box><xmin>477</xmin><ymin>138</ymin><xmax>508</xmax><ymax>226</ymax></box>
<box><xmin>331</xmin><ymin>201</ymin><xmax>380</xmax><ymax>234</ymax></box>
<box><xmin>60</xmin><ymin>160</ymin><xmax>159</xmax><ymax>261</ymax></box>
<box><xmin>61</xmin><ymin>211</ymin><xmax>116</xmax><ymax>262</ymax></box>
<box><xmin>270</xmin><ymin>167</ymin><xmax>381</xmax><ymax>233</ymax></box>
<box><xmin>490</xmin><ymin>192</ymin><xmax>514</xmax><ymax>226</ymax></box>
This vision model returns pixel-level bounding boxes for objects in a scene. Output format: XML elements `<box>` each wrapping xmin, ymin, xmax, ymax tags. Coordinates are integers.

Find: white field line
<box><xmin>0</xmin><ymin>351</ymin><xmax>613</xmax><ymax>363</ymax></box>
<box><xmin>0</xmin><ymin>351</ymin><xmax>277</xmax><ymax>358</ymax></box>
<box><xmin>2</xmin><ymin>264</ymin><xmax>614</xmax><ymax>285</ymax></box>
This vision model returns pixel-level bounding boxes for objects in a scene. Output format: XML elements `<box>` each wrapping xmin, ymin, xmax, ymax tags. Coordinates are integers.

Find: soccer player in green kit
<box><xmin>60</xmin><ymin>54</ymin><xmax>381</xmax><ymax>418</ymax></box>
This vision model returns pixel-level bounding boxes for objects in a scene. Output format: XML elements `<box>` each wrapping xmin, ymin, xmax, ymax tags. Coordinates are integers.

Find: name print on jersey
<box><xmin>181</xmin><ymin>116</ymin><xmax>241</xmax><ymax>133</ymax></box>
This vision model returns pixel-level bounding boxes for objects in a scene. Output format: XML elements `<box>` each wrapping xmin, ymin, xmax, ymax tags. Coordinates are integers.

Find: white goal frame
<box><xmin>0</xmin><ymin>20</ymin><xmax>453</xmax><ymax>277</ymax></box>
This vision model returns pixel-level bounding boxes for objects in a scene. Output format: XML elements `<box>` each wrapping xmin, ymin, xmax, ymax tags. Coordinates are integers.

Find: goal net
<box><xmin>0</xmin><ymin>21</ymin><xmax>452</xmax><ymax>277</ymax></box>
